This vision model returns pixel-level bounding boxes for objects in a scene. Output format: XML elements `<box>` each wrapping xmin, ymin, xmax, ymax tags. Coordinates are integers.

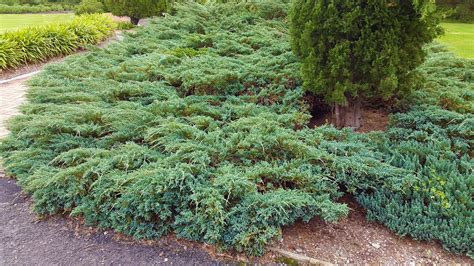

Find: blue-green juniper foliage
<box><xmin>0</xmin><ymin>1</ymin><xmax>472</xmax><ymax>258</ymax></box>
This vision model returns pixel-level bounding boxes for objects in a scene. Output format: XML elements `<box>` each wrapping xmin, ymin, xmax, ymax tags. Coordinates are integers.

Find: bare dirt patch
<box><xmin>0</xmin><ymin>57</ymin><xmax>65</xmax><ymax>81</ymax></box>
<box><xmin>357</xmin><ymin>108</ymin><xmax>389</xmax><ymax>133</ymax></box>
<box><xmin>263</xmin><ymin>195</ymin><xmax>472</xmax><ymax>264</ymax></box>
<box><xmin>310</xmin><ymin>107</ymin><xmax>389</xmax><ymax>133</ymax></box>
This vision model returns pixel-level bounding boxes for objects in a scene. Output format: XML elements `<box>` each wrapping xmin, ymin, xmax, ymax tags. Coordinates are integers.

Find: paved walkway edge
<box><xmin>268</xmin><ymin>247</ymin><xmax>333</xmax><ymax>265</ymax></box>
<box><xmin>0</xmin><ymin>71</ymin><xmax>41</xmax><ymax>85</ymax></box>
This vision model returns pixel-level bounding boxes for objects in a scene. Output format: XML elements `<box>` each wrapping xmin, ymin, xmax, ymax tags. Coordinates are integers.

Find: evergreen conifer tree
<box><xmin>289</xmin><ymin>0</ymin><xmax>442</xmax><ymax>128</ymax></box>
<box><xmin>105</xmin><ymin>0</ymin><xmax>172</xmax><ymax>25</ymax></box>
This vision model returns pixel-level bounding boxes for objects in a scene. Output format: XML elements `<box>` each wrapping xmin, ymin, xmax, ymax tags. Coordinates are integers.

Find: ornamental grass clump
<box><xmin>0</xmin><ymin>14</ymin><xmax>114</xmax><ymax>70</ymax></box>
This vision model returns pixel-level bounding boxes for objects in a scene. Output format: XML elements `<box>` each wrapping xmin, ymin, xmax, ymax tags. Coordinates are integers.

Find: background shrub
<box><xmin>451</xmin><ymin>2</ymin><xmax>474</xmax><ymax>22</ymax></box>
<box><xmin>104</xmin><ymin>0</ymin><xmax>172</xmax><ymax>24</ymax></box>
<box><xmin>0</xmin><ymin>0</ymin><xmax>100</xmax><ymax>13</ymax></box>
<box><xmin>74</xmin><ymin>0</ymin><xmax>103</xmax><ymax>14</ymax></box>
<box><xmin>0</xmin><ymin>3</ymin><xmax>65</xmax><ymax>13</ymax></box>
<box><xmin>437</xmin><ymin>0</ymin><xmax>474</xmax><ymax>22</ymax></box>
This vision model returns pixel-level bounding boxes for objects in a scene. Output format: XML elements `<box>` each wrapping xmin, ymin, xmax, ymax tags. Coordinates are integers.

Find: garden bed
<box><xmin>0</xmin><ymin>1</ymin><xmax>472</xmax><ymax>259</ymax></box>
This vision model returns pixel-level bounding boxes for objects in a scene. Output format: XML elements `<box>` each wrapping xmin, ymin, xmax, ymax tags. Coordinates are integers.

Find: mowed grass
<box><xmin>0</xmin><ymin>13</ymin><xmax>74</xmax><ymax>33</ymax></box>
<box><xmin>438</xmin><ymin>22</ymin><xmax>474</xmax><ymax>59</ymax></box>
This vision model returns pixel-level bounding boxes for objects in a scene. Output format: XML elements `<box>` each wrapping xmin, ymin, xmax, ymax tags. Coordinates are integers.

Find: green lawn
<box><xmin>0</xmin><ymin>13</ymin><xmax>74</xmax><ymax>33</ymax></box>
<box><xmin>438</xmin><ymin>22</ymin><xmax>474</xmax><ymax>59</ymax></box>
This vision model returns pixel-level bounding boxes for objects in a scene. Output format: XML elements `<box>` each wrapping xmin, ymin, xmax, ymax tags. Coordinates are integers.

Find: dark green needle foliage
<box><xmin>0</xmin><ymin>1</ymin><xmax>472</xmax><ymax>258</ymax></box>
<box><xmin>289</xmin><ymin>0</ymin><xmax>442</xmax><ymax>124</ymax></box>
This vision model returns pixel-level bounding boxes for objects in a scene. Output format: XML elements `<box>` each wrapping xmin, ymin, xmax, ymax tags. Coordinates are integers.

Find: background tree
<box><xmin>437</xmin><ymin>0</ymin><xmax>473</xmax><ymax>22</ymax></box>
<box><xmin>74</xmin><ymin>0</ymin><xmax>103</xmax><ymax>14</ymax></box>
<box><xmin>104</xmin><ymin>0</ymin><xmax>172</xmax><ymax>25</ymax></box>
<box><xmin>289</xmin><ymin>0</ymin><xmax>442</xmax><ymax>128</ymax></box>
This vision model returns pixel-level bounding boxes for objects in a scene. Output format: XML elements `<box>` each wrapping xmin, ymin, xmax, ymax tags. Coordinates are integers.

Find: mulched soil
<box><xmin>357</xmin><ymin>108</ymin><xmax>390</xmax><ymax>133</ymax></box>
<box><xmin>262</xmin><ymin>195</ymin><xmax>472</xmax><ymax>264</ymax></box>
<box><xmin>309</xmin><ymin>107</ymin><xmax>390</xmax><ymax>133</ymax></box>
<box><xmin>0</xmin><ymin>57</ymin><xmax>65</xmax><ymax>81</ymax></box>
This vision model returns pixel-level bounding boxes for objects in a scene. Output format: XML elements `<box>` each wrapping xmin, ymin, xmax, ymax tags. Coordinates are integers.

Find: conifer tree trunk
<box><xmin>334</xmin><ymin>97</ymin><xmax>361</xmax><ymax>129</ymax></box>
<box><xmin>131</xmin><ymin>17</ymin><xmax>140</xmax><ymax>25</ymax></box>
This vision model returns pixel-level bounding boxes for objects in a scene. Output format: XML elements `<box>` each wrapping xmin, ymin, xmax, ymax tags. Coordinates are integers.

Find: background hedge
<box><xmin>0</xmin><ymin>3</ymin><xmax>66</xmax><ymax>13</ymax></box>
<box><xmin>0</xmin><ymin>3</ymin><xmax>67</xmax><ymax>13</ymax></box>
<box><xmin>437</xmin><ymin>0</ymin><xmax>474</xmax><ymax>22</ymax></box>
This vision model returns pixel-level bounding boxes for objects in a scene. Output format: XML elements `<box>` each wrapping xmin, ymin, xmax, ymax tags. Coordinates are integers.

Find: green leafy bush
<box><xmin>452</xmin><ymin>2</ymin><xmax>474</xmax><ymax>22</ymax></box>
<box><xmin>74</xmin><ymin>0</ymin><xmax>103</xmax><ymax>14</ymax></box>
<box><xmin>0</xmin><ymin>14</ymin><xmax>114</xmax><ymax>70</ymax></box>
<box><xmin>437</xmin><ymin>0</ymin><xmax>474</xmax><ymax>22</ymax></box>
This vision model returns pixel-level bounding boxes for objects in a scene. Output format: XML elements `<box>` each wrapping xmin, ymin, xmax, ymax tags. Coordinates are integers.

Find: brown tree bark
<box><xmin>130</xmin><ymin>17</ymin><xmax>140</xmax><ymax>25</ymax></box>
<box><xmin>333</xmin><ymin>96</ymin><xmax>361</xmax><ymax>129</ymax></box>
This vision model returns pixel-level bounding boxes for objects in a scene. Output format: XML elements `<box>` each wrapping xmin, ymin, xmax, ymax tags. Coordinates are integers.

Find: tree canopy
<box><xmin>289</xmin><ymin>0</ymin><xmax>442</xmax><ymax>127</ymax></box>
<box><xmin>104</xmin><ymin>0</ymin><xmax>171</xmax><ymax>24</ymax></box>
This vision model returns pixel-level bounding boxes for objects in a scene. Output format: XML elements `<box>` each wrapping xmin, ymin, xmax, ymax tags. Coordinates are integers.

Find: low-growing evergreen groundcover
<box><xmin>0</xmin><ymin>2</ymin><xmax>472</xmax><ymax>257</ymax></box>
